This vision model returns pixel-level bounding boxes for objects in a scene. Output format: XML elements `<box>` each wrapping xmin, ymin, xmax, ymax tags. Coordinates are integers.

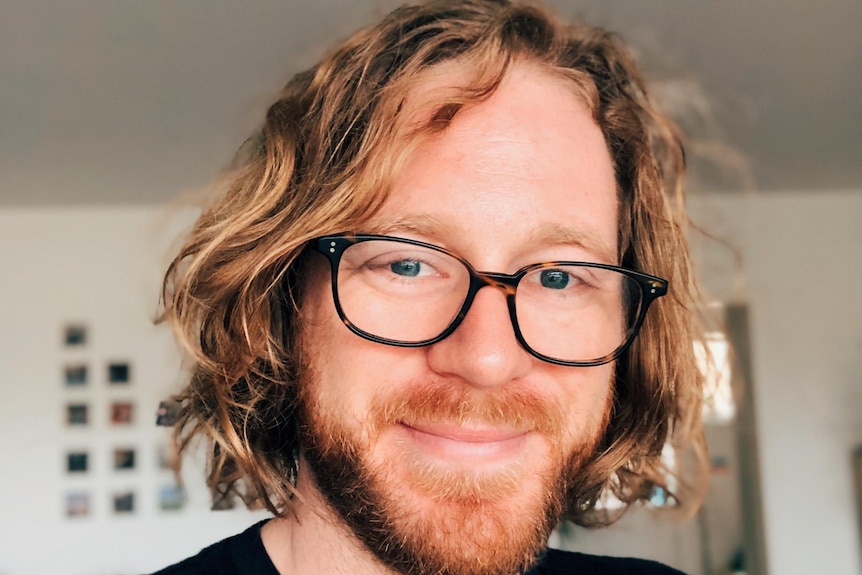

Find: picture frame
<box><xmin>65</xmin><ymin>492</ymin><xmax>90</xmax><ymax>517</ymax></box>
<box><xmin>67</xmin><ymin>451</ymin><xmax>88</xmax><ymax>473</ymax></box>
<box><xmin>110</xmin><ymin>402</ymin><xmax>134</xmax><ymax>425</ymax></box>
<box><xmin>63</xmin><ymin>324</ymin><xmax>88</xmax><ymax>347</ymax></box>
<box><xmin>113</xmin><ymin>491</ymin><xmax>135</xmax><ymax>514</ymax></box>
<box><xmin>108</xmin><ymin>362</ymin><xmax>130</xmax><ymax>385</ymax></box>
<box><xmin>66</xmin><ymin>403</ymin><xmax>89</xmax><ymax>426</ymax></box>
<box><xmin>113</xmin><ymin>448</ymin><xmax>136</xmax><ymax>471</ymax></box>
<box><xmin>155</xmin><ymin>399</ymin><xmax>181</xmax><ymax>427</ymax></box>
<box><xmin>64</xmin><ymin>364</ymin><xmax>88</xmax><ymax>386</ymax></box>
<box><xmin>159</xmin><ymin>484</ymin><xmax>185</xmax><ymax>511</ymax></box>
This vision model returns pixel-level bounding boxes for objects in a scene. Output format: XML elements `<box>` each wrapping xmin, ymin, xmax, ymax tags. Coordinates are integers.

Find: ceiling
<box><xmin>1</xmin><ymin>0</ymin><xmax>860</xmax><ymax>206</ymax></box>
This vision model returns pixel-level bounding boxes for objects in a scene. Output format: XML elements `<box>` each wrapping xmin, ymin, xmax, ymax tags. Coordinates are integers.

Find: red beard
<box><xmin>298</xmin><ymin>378</ymin><xmax>608</xmax><ymax>575</ymax></box>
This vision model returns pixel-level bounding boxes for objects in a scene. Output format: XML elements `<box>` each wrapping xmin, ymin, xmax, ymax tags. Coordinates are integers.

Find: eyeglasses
<box><xmin>309</xmin><ymin>234</ymin><xmax>667</xmax><ymax>367</ymax></box>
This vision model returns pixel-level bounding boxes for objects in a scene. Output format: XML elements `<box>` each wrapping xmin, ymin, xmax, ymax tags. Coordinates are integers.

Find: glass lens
<box><xmin>336</xmin><ymin>239</ymin><xmax>470</xmax><ymax>342</ymax></box>
<box><xmin>514</xmin><ymin>265</ymin><xmax>642</xmax><ymax>363</ymax></box>
<box><xmin>333</xmin><ymin>238</ymin><xmax>644</xmax><ymax>363</ymax></box>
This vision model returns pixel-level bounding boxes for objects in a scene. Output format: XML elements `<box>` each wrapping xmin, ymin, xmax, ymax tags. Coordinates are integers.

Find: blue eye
<box><xmin>539</xmin><ymin>269</ymin><xmax>570</xmax><ymax>289</ymax></box>
<box><xmin>390</xmin><ymin>260</ymin><xmax>422</xmax><ymax>277</ymax></box>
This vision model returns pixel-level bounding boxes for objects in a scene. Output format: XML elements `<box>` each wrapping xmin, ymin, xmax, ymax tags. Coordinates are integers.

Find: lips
<box><xmin>397</xmin><ymin>421</ymin><xmax>530</xmax><ymax>462</ymax></box>
<box><xmin>401</xmin><ymin>421</ymin><xmax>528</xmax><ymax>443</ymax></box>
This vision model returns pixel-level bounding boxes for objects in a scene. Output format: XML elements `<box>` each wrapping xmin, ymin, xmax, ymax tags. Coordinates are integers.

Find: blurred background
<box><xmin>1</xmin><ymin>1</ymin><xmax>860</xmax><ymax>574</ymax></box>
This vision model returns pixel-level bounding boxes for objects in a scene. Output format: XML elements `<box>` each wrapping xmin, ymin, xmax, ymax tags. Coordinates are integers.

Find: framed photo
<box><xmin>159</xmin><ymin>484</ymin><xmax>185</xmax><ymax>511</ymax></box>
<box><xmin>110</xmin><ymin>402</ymin><xmax>134</xmax><ymax>425</ymax></box>
<box><xmin>108</xmin><ymin>362</ymin><xmax>130</xmax><ymax>385</ymax></box>
<box><xmin>64</xmin><ymin>364</ymin><xmax>88</xmax><ymax>386</ymax></box>
<box><xmin>65</xmin><ymin>492</ymin><xmax>90</xmax><ymax>517</ymax></box>
<box><xmin>63</xmin><ymin>324</ymin><xmax>88</xmax><ymax>347</ymax></box>
<box><xmin>113</xmin><ymin>491</ymin><xmax>135</xmax><ymax>514</ymax></box>
<box><xmin>67</xmin><ymin>451</ymin><xmax>88</xmax><ymax>473</ymax></box>
<box><xmin>66</xmin><ymin>403</ymin><xmax>89</xmax><ymax>426</ymax></box>
<box><xmin>113</xmin><ymin>448</ymin><xmax>136</xmax><ymax>471</ymax></box>
<box><xmin>155</xmin><ymin>399</ymin><xmax>181</xmax><ymax>427</ymax></box>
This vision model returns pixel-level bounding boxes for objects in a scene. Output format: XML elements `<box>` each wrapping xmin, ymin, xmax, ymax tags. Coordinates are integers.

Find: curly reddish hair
<box><xmin>160</xmin><ymin>0</ymin><xmax>707</xmax><ymax>526</ymax></box>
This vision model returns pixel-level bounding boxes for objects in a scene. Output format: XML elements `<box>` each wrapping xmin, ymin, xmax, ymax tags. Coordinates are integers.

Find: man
<box><xmin>155</xmin><ymin>1</ymin><xmax>706</xmax><ymax>573</ymax></box>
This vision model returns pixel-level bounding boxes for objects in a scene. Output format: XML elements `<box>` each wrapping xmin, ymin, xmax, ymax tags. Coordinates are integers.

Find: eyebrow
<box><xmin>364</xmin><ymin>215</ymin><xmax>617</xmax><ymax>264</ymax></box>
<box><xmin>363</xmin><ymin>214</ymin><xmax>461</xmax><ymax>243</ymax></box>
<box><xmin>527</xmin><ymin>221</ymin><xmax>617</xmax><ymax>264</ymax></box>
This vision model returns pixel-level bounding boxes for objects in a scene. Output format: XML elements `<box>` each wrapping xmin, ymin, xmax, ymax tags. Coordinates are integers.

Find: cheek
<box><xmin>299</xmin><ymin>271</ymin><xmax>397</xmax><ymax>425</ymax></box>
<box><xmin>558</xmin><ymin>364</ymin><xmax>615</xmax><ymax>443</ymax></box>
<box><xmin>298</xmin><ymin>267</ymin><xmax>352</xmax><ymax>400</ymax></box>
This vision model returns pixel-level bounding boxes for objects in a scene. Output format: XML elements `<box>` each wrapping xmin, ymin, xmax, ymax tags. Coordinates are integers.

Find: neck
<box><xmin>261</xmin><ymin>466</ymin><xmax>393</xmax><ymax>575</ymax></box>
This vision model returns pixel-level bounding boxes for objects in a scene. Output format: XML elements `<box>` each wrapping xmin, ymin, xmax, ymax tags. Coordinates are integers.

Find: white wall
<box><xmin>688</xmin><ymin>191</ymin><xmax>862</xmax><ymax>575</ymax></box>
<box><xmin>1</xmin><ymin>192</ymin><xmax>860</xmax><ymax>575</ymax></box>
<box><xmin>0</xmin><ymin>207</ymin><xmax>267</xmax><ymax>575</ymax></box>
<box><xmin>559</xmin><ymin>191</ymin><xmax>862</xmax><ymax>575</ymax></box>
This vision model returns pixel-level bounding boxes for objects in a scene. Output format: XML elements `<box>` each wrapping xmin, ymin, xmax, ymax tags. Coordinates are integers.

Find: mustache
<box><xmin>370</xmin><ymin>381</ymin><xmax>567</xmax><ymax>440</ymax></box>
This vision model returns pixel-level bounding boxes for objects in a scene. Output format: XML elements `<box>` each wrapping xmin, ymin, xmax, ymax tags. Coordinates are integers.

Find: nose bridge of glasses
<box><xmin>454</xmin><ymin>271</ymin><xmax>518</xmax><ymax>332</ymax></box>
<box><xmin>470</xmin><ymin>270</ymin><xmax>520</xmax><ymax>297</ymax></box>
<box><xmin>448</xmin><ymin>270</ymin><xmax>520</xmax><ymax>346</ymax></box>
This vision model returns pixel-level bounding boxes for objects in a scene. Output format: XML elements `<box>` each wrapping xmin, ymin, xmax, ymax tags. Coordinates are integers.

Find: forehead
<box><xmin>368</xmin><ymin>61</ymin><xmax>619</xmax><ymax>267</ymax></box>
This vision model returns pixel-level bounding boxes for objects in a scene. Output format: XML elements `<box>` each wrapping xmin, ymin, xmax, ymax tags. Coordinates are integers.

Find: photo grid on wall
<box><xmin>61</xmin><ymin>323</ymin><xmax>186</xmax><ymax>518</ymax></box>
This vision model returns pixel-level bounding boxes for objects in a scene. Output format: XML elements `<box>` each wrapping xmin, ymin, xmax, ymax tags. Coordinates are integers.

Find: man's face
<box><xmin>298</xmin><ymin>63</ymin><xmax>619</xmax><ymax>575</ymax></box>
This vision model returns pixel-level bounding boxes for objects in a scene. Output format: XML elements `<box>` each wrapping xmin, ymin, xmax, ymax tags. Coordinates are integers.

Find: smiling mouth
<box><xmin>397</xmin><ymin>421</ymin><xmax>530</xmax><ymax>462</ymax></box>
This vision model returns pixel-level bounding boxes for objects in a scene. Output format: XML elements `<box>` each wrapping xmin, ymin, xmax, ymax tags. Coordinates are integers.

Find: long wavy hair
<box><xmin>160</xmin><ymin>0</ymin><xmax>707</xmax><ymax>526</ymax></box>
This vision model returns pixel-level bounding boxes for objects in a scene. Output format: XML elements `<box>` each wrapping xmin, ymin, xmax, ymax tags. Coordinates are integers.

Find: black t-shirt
<box><xmin>149</xmin><ymin>520</ymin><xmax>687</xmax><ymax>575</ymax></box>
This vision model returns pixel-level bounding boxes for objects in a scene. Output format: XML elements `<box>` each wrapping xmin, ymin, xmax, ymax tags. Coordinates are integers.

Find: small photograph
<box><xmin>112</xmin><ymin>491</ymin><xmax>135</xmax><ymax>514</ymax></box>
<box><xmin>66</xmin><ymin>403</ymin><xmax>89</xmax><ymax>426</ymax></box>
<box><xmin>64</xmin><ymin>364</ymin><xmax>88</xmax><ymax>386</ymax></box>
<box><xmin>158</xmin><ymin>484</ymin><xmax>185</xmax><ymax>511</ymax></box>
<box><xmin>66</xmin><ymin>451</ymin><xmax>88</xmax><ymax>473</ymax></box>
<box><xmin>108</xmin><ymin>362</ymin><xmax>130</xmax><ymax>384</ymax></box>
<box><xmin>113</xmin><ymin>448</ymin><xmax>136</xmax><ymax>471</ymax></box>
<box><xmin>155</xmin><ymin>399</ymin><xmax>181</xmax><ymax>427</ymax></box>
<box><xmin>65</xmin><ymin>491</ymin><xmax>90</xmax><ymax>517</ymax></box>
<box><xmin>110</xmin><ymin>402</ymin><xmax>134</xmax><ymax>425</ymax></box>
<box><xmin>63</xmin><ymin>324</ymin><xmax>88</xmax><ymax>347</ymax></box>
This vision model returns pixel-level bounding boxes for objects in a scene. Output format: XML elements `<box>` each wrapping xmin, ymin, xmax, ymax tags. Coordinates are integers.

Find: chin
<box><xmin>368</xmin><ymin>452</ymin><xmax>566</xmax><ymax>575</ymax></box>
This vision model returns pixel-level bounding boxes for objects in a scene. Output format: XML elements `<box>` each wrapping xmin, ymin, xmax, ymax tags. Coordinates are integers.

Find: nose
<box><xmin>425</xmin><ymin>285</ymin><xmax>532</xmax><ymax>389</ymax></box>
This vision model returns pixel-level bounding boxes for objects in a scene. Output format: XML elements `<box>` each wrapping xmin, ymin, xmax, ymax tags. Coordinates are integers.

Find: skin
<box><xmin>262</xmin><ymin>61</ymin><xmax>620</xmax><ymax>575</ymax></box>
